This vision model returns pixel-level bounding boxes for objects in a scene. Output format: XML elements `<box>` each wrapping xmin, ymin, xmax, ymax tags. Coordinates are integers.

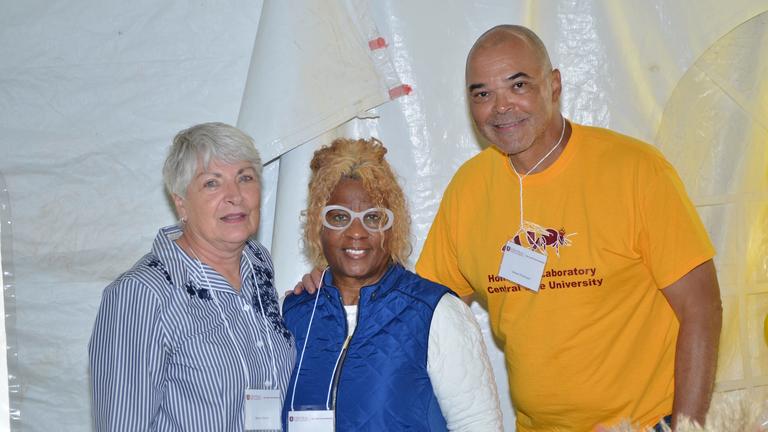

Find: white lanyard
<box><xmin>498</xmin><ymin>117</ymin><xmax>566</xmax><ymax>292</ymax></box>
<box><xmin>509</xmin><ymin>116</ymin><xmax>566</xmax><ymax>240</ymax></box>
<box><xmin>245</xmin><ymin>254</ymin><xmax>280</xmax><ymax>389</ymax></box>
<box><xmin>289</xmin><ymin>268</ymin><xmax>348</xmax><ymax>412</ymax></box>
<box><xmin>188</xmin><ymin>247</ymin><xmax>279</xmax><ymax>389</ymax></box>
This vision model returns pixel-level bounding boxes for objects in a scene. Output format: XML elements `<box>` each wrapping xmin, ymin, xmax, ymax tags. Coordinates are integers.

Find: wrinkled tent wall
<box><xmin>237</xmin><ymin>0</ymin><xmax>406</xmax><ymax>164</ymax></box>
<box><xmin>0</xmin><ymin>0</ymin><xmax>766</xmax><ymax>430</ymax></box>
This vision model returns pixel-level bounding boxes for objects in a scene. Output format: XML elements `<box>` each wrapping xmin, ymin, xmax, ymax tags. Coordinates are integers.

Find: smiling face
<box><xmin>466</xmin><ymin>32</ymin><xmax>562</xmax><ymax>164</ymax></box>
<box><xmin>173</xmin><ymin>158</ymin><xmax>260</xmax><ymax>254</ymax></box>
<box><xmin>321</xmin><ymin>178</ymin><xmax>391</xmax><ymax>293</ymax></box>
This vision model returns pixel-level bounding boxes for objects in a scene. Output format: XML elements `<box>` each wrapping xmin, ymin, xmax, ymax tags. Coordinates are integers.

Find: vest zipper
<box><xmin>329</xmin><ymin>293</ymin><xmax>363</xmax><ymax>411</ymax></box>
<box><xmin>329</xmin><ymin>334</ymin><xmax>351</xmax><ymax>410</ymax></box>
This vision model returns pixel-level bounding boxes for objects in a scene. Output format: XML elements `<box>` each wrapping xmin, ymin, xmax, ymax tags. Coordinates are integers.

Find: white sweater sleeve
<box><xmin>428</xmin><ymin>294</ymin><xmax>503</xmax><ymax>431</ymax></box>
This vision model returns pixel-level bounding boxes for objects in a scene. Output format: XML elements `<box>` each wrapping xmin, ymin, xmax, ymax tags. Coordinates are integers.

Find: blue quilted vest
<box><xmin>282</xmin><ymin>264</ymin><xmax>451</xmax><ymax>431</ymax></box>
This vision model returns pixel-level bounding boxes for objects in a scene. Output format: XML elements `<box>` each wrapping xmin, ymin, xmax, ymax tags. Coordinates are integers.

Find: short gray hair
<box><xmin>163</xmin><ymin>122</ymin><xmax>262</xmax><ymax>198</ymax></box>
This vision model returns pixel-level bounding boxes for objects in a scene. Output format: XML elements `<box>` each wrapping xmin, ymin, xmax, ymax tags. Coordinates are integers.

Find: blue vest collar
<box><xmin>321</xmin><ymin>263</ymin><xmax>405</xmax><ymax>305</ymax></box>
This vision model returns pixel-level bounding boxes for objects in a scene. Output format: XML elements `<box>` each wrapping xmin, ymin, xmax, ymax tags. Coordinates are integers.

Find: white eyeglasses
<box><xmin>321</xmin><ymin>205</ymin><xmax>394</xmax><ymax>232</ymax></box>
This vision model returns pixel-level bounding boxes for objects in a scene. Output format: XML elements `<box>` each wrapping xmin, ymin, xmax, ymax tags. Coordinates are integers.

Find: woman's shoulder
<box><xmin>103</xmin><ymin>252</ymin><xmax>178</xmax><ymax>302</ymax></box>
<box><xmin>282</xmin><ymin>291</ymin><xmax>318</xmax><ymax>315</ymax></box>
<box><xmin>393</xmin><ymin>267</ymin><xmax>455</xmax><ymax>306</ymax></box>
<box><xmin>244</xmin><ymin>239</ymin><xmax>274</xmax><ymax>269</ymax></box>
<box><xmin>281</xmin><ymin>292</ymin><xmax>325</xmax><ymax>335</ymax></box>
<box><xmin>433</xmin><ymin>294</ymin><xmax>473</xmax><ymax>321</ymax></box>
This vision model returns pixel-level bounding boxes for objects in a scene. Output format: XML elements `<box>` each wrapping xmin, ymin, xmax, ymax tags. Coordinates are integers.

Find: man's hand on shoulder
<box><xmin>288</xmin><ymin>267</ymin><xmax>323</xmax><ymax>296</ymax></box>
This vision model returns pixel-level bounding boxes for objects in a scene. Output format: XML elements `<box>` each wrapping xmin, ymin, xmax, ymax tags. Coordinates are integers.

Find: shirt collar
<box><xmin>151</xmin><ymin>224</ymin><xmax>259</xmax><ymax>295</ymax></box>
<box><xmin>321</xmin><ymin>262</ymin><xmax>404</xmax><ymax>304</ymax></box>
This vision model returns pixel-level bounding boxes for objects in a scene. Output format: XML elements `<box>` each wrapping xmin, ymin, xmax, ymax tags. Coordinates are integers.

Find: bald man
<box><xmin>416</xmin><ymin>25</ymin><xmax>721</xmax><ymax>431</ymax></box>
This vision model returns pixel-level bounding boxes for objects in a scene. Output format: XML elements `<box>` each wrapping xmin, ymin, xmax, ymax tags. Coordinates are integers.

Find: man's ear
<box><xmin>550</xmin><ymin>68</ymin><xmax>562</xmax><ymax>103</ymax></box>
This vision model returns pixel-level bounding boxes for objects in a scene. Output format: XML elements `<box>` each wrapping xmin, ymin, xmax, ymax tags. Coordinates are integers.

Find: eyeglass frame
<box><xmin>320</xmin><ymin>205</ymin><xmax>395</xmax><ymax>232</ymax></box>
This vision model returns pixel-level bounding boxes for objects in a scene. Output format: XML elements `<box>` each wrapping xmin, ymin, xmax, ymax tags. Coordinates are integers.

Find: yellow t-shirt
<box><xmin>417</xmin><ymin>124</ymin><xmax>714</xmax><ymax>432</ymax></box>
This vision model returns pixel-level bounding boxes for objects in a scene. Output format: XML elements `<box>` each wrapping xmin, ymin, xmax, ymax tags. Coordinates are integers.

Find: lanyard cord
<box><xmin>290</xmin><ymin>268</ymin><xmax>333</xmax><ymax>411</ymax></box>
<box><xmin>510</xmin><ymin>116</ymin><xmax>567</xmax><ymax>232</ymax></box>
<box><xmin>244</xmin><ymin>255</ymin><xmax>279</xmax><ymax>389</ymax></box>
<box><xmin>188</xmin><ymin>249</ymin><xmax>251</xmax><ymax>386</ymax></box>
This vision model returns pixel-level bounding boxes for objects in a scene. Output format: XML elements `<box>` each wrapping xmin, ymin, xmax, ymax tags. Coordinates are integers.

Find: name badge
<box><xmin>499</xmin><ymin>241</ymin><xmax>547</xmax><ymax>291</ymax></box>
<box><xmin>287</xmin><ymin>409</ymin><xmax>335</xmax><ymax>432</ymax></box>
<box><xmin>244</xmin><ymin>389</ymin><xmax>281</xmax><ymax>431</ymax></box>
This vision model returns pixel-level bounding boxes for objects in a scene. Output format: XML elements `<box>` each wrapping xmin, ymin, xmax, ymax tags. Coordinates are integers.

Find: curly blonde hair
<box><xmin>304</xmin><ymin>137</ymin><xmax>411</xmax><ymax>268</ymax></box>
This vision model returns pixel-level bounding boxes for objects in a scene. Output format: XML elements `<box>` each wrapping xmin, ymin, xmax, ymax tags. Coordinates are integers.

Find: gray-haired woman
<box><xmin>89</xmin><ymin>122</ymin><xmax>295</xmax><ymax>431</ymax></box>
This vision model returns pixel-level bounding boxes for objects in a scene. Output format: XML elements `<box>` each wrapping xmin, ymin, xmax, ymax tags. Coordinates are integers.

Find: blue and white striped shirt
<box><xmin>89</xmin><ymin>225</ymin><xmax>295</xmax><ymax>431</ymax></box>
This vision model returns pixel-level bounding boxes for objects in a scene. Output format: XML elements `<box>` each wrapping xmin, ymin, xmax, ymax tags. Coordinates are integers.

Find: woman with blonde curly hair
<box><xmin>281</xmin><ymin>138</ymin><xmax>502</xmax><ymax>431</ymax></box>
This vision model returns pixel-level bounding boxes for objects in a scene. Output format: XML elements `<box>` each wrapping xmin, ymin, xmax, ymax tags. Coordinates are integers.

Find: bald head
<box><xmin>463</xmin><ymin>24</ymin><xmax>564</xmax><ymax>163</ymax></box>
<box><xmin>467</xmin><ymin>25</ymin><xmax>552</xmax><ymax>74</ymax></box>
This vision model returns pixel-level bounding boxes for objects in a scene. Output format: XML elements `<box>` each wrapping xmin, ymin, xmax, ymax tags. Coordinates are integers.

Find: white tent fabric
<box><xmin>238</xmin><ymin>0</ymin><xmax>407</xmax><ymax>164</ymax></box>
<box><xmin>0</xmin><ymin>0</ymin><xmax>766</xmax><ymax>430</ymax></box>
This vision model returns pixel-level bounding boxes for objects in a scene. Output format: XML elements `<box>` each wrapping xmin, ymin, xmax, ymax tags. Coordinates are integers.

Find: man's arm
<box><xmin>661</xmin><ymin>259</ymin><xmax>721</xmax><ymax>428</ymax></box>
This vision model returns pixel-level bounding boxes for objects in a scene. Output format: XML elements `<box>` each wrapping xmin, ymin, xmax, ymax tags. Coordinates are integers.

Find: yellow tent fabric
<box><xmin>657</xmin><ymin>11</ymin><xmax>768</xmax><ymax>394</ymax></box>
